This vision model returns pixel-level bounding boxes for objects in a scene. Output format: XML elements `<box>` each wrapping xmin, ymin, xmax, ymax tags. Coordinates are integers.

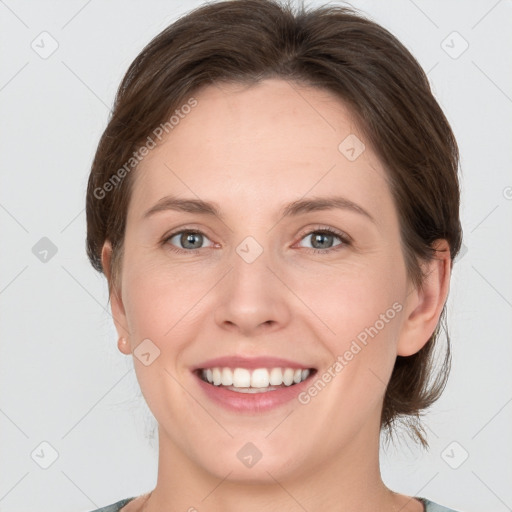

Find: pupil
<box><xmin>312</xmin><ymin>233</ymin><xmax>332</xmax><ymax>249</ymax></box>
<box><xmin>182</xmin><ymin>232</ymin><xmax>202</xmax><ymax>249</ymax></box>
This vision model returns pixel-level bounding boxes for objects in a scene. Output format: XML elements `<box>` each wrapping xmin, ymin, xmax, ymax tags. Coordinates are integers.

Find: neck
<box><xmin>145</xmin><ymin>420</ymin><xmax>413</xmax><ymax>512</ymax></box>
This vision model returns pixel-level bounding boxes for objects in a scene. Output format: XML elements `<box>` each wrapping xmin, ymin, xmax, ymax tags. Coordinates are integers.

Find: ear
<box><xmin>101</xmin><ymin>240</ymin><xmax>131</xmax><ymax>355</ymax></box>
<box><xmin>397</xmin><ymin>239</ymin><xmax>452</xmax><ymax>356</ymax></box>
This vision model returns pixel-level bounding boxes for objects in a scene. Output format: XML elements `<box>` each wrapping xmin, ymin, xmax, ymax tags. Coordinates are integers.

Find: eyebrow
<box><xmin>142</xmin><ymin>195</ymin><xmax>375</xmax><ymax>223</ymax></box>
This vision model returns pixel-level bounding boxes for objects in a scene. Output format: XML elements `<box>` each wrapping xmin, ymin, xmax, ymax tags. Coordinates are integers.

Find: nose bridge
<box><xmin>229</xmin><ymin>233</ymin><xmax>276</xmax><ymax>297</ymax></box>
<box><xmin>234</xmin><ymin>234</ymin><xmax>266</xmax><ymax>267</ymax></box>
<box><xmin>213</xmin><ymin>232</ymin><xmax>291</xmax><ymax>333</ymax></box>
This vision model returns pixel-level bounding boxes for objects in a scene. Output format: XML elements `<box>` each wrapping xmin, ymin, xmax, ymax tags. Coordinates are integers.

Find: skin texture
<box><xmin>101</xmin><ymin>79</ymin><xmax>451</xmax><ymax>512</ymax></box>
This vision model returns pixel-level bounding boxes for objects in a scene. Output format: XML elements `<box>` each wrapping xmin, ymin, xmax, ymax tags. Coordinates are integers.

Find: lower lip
<box><xmin>193</xmin><ymin>371</ymin><xmax>316</xmax><ymax>413</ymax></box>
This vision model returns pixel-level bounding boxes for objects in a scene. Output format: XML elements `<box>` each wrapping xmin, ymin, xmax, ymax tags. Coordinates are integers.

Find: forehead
<box><xmin>128</xmin><ymin>78</ymin><xmax>392</xmax><ymax>223</ymax></box>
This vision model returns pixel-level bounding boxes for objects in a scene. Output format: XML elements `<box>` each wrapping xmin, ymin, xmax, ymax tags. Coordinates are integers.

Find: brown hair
<box><xmin>86</xmin><ymin>0</ymin><xmax>462</xmax><ymax>448</ymax></box>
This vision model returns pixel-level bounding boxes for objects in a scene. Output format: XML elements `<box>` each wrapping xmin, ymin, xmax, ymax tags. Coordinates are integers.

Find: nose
<box><xmin>214</xmin><ymin>238</ymin><xmax>292</xmax><ymax>336</ymax></box>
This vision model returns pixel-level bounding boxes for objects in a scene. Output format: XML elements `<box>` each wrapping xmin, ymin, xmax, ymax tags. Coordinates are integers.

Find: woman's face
<box><xmin>105</xmin><ymin>78</ymin><xmax>428</xmax><ymax>482</ymax></box>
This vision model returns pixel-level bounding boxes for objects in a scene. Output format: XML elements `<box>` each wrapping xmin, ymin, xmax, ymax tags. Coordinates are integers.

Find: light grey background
<box><xmin>1</xmin><ymin>1</ymin><xmax>511</xmax><ymax>511</ymax></box>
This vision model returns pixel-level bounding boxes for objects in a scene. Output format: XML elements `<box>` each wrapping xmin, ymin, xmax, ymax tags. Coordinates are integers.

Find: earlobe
<box><xmin>397</xmin><ymin>240</ymin><xmax>451</xmax><ymax>357</ymax></box>
<box><xmin>117</xmin><ymin>336</ymin><xmax>132</xmax><ymax>355</ymax></box>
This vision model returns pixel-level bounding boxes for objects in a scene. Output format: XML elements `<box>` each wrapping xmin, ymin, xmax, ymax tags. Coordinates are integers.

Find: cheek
<box><xmin>122</xmin><ymin>256</ymin><xmax>207</xmax><ymax>335</ymax></box>
<box><xmin>292</xmin><ymin>256</ymin><xmax>405</xmax><ymax>406</ymax></box>
<box><xmin>296</xmin><ymin>266</ymin><xmax>405</xmax><ymax>430</ymax></box>
<box><xmin>121</xmin><ymin>263</ymin><xmax>198</xmax><ymax>418</ymax></box>
<box><xmin>292</xmin><ymin>257</ymin><xmax>404</xmax><ymax>341</ymax></box>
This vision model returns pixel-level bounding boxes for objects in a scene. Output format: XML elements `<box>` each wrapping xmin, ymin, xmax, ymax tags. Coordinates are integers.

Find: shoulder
<box><xmin>417</xmin><ymin>497</ymin><xmax>464</xmax><ymax>512</ymax></box>
<box><xmin>85</xmin><ymin>497</ymin><xmax>136</xmax><ymax>512</ymax></box>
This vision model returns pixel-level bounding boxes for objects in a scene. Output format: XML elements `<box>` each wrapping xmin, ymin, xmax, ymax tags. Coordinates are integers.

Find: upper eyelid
<box><xmin>296</xmin><ymin>226</ymin><xmax>351</xmax><ymax>242</ymax></box>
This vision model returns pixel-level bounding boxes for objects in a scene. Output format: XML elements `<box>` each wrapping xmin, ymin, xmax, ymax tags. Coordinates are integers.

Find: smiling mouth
<box><xmin>194</xmin><ymin>366</ymin><xmax>317</xmax><ymax>393</ymax></box>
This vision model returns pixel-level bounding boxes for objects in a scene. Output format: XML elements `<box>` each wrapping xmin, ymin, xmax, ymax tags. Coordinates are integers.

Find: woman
<box><xmin>84</xmin><ymin>0</ymin><xmax>464</xmax><ymax>510</ymax></box>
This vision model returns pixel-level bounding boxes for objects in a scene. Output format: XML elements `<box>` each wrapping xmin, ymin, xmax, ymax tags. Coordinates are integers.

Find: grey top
<box><xmin>86</xmin><ymin>496</ymin><xmax>463</xmax><ymax>511</ymax></box>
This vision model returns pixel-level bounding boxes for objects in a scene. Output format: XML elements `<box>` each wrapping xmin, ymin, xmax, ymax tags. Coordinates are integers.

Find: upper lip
<box><xmin>192</xmin><ymin>356</ymin><xmax>316</xmax><ymax>371</ymax></box>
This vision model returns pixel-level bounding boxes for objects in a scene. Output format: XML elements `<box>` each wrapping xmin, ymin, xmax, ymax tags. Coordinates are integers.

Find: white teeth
<box><xmin>251</xmin><ymin>368</ymin><xmax>269</xmax><ymax>388</ymax></box>
<box><xmin>212</xmin><ymin>367</ymin><xmax>222</xmax><ymax>385</ymax></box>
<box><xmin>282</xmin><ymin>368</ymin><xmax>295</xmax><ymax>386</ymax></box>
<box><xmin>269</xmin><ymin>367</ymin><xmax>283</xmax><ymax>386</ymax></box>
<box><xmin>200</xmin><ymin>367</ymin><xmax>311</xmax><ymax>389</ymax></box>
<box><xmin>221</xmin><ymin>368</ymin><xmax>233</xmax><ymax>386</ymax></box>
<box><xmin>233</xmin><ymin>368</ymin><xmax>251</xmax><ymax>387</ymax></box>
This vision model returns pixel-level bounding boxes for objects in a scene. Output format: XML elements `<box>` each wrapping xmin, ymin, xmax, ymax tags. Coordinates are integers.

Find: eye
<box><xmin>162</xmin><ymin>226</ymin><xmax>350</xmax><ymax>255</ymax></box>
<box><xmin>164</xmin><ymin>229</ymin><xmax>214</xmax><ymax>254</ymax></box>
<box><xmin>296</xmin><ymin>227</ymin><xmax>350</xmax><ymax>254</ymax></box>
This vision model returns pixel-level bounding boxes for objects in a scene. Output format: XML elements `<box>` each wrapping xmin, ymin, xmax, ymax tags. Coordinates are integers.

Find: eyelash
<box><xmin>162</xmin><ymin>226</ymin><xmax>351</xmax><ymax>256</ymax></box>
